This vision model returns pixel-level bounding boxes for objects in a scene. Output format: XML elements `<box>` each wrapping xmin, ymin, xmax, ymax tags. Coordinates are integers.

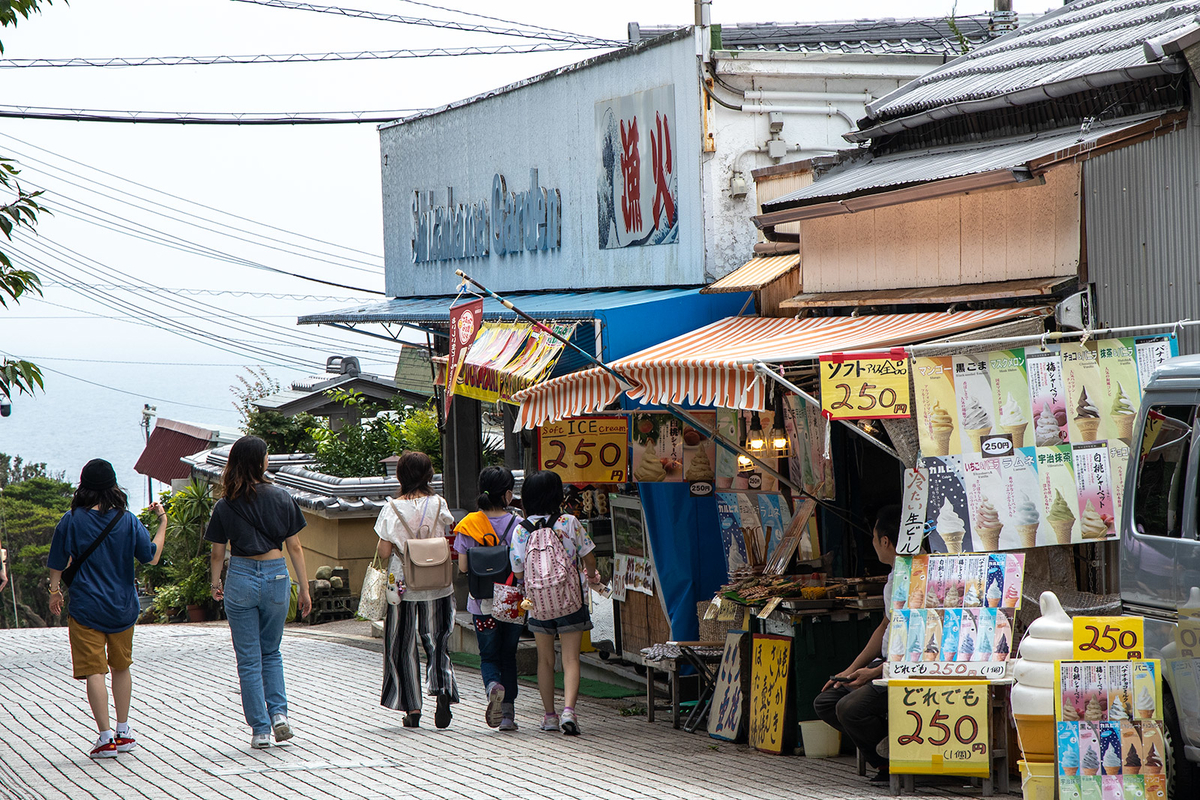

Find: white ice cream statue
<box><xmin>1011</xmin><ymin>590</ymin><xmax>1075</xmax><ymax>761</ymax></box>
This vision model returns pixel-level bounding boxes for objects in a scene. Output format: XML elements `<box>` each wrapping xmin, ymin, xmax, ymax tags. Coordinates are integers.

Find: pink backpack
<box><xmin>521</xmin><ymin>516</ymin><xmax>583</xmax><ymax>621</ymax></box>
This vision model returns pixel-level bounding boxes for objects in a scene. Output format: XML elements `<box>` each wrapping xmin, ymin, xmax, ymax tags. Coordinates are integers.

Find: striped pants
<box><xmin>381</xmin><ymin>595</ymin><xmax>458</xmax><ymax>714</ymax></box>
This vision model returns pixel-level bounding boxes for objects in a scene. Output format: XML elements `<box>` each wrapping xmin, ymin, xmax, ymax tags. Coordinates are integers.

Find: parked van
<box><xmin>1121</xmin><ymin>354</ymin><xmax>1200</xmax><ymax>797</ymax></box>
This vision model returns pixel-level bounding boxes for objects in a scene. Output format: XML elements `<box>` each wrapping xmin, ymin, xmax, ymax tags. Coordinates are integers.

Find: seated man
<box><xmin>813</xmin><ymin>504</ymin><xmax>900</xmax><ymax>783</ymax></box>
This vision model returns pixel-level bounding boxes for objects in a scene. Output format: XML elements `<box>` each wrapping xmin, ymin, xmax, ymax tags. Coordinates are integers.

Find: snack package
<box><xmin>1003</xmin><ymin>553</ymin><xmax>1024</xmax><ymax>609</ymax></box>
<box><xmin>922</xmin><ymin>610</ymin><xmax>943</xmax><ymax>662</ymax></box>
<box><xmin>942</xmin><ymin>608</ymin><xmax>962</xmax><ymax>663</ymax></box>
<box><xmin>963</xmin><ymin>555</ymin><xmax>987</xmax><ymax>608</ymax></box>
<box><xmin>906</xmin><ymin>608</ymin><xmax>926</xmax><ymax>663</ymax></box>
<box><xmin>1108</xmin><ymin>663</ymin><xmax>1133</xmax><ymax>722</ymax></box>
<box><xmin>947</xmin><ymin>556</ymin><xmax>967</xmax><ymax>609</ymax></box>
<box><xmin>907</xmin><ymin>555</ymin><xmax>928</xmax><ymax>610</ymax></box>
<box><xmin>926</xmin><ymin>555</ymin><xmax>948</xmax><ymax>609</ymax></box>
<box><xmin>957</xmin><ymin>608</ymin><xmax>978</xmax><ymax>662</ymax></box>
<box><xmin>888</xmin><ymin>610</ymin><xmax>909</xmax><ymax>663</ymax></box>
<box><xmin>1131</xmin><ymin>661</ymin><xmax>1159</xmax><ymax>720</ymax></box>
<box><xmin>1099</xmin><ymin>721</ymin><xmax>1122</xmax><ymax>775</ymax></box>
<box><xmin>975</xmin><ymin>607</ymin><xmax>996</xmax><ymax>661</ymax></box>
<box><xmin>1058</xmin><ymin>721</ymin><xmax>1081</xmax><ymax>776</ymax></box>
<box><xmin>891</xmin><ymin>556</ymin><xmax>912</xmax><ymax>611</ymax></box>
<box><xmin>993</xmin><ymin>609</ymin><xmax>1013</xmax><ymax>662</ymax></box>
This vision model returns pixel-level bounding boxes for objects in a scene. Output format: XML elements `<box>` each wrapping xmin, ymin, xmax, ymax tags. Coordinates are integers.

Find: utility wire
<box><xmin>231</xmin><ymin>0</ymin><xmax>617</xmax><ymax>46</ymax></box>
<box><xmin>394</xmin><ymin>0</ymin><xmax>609</xmax><ymax>45</ymax></box>
<box><xmin>0</xmin><ymin>106</ymin><xmax>424</xmax><ymax>125</ymax></box>
<box><xmin>38</xmin><ymin>282</ymin><xmax>367</xmax><ymax>301</ymax></box>
<box><xmin>0</xmin><ymin>41</ymin><xmax>607</xmax><ymax>68</ymax></box>
<box><xmin>16</xmin><ymin>354</ymin><xmax>393</xmax><ymax>367</ymax></box>
<box><xmin>0</xmin><ymin>130</ymin><xmax>382</xmax><ymax>259</ymax></box>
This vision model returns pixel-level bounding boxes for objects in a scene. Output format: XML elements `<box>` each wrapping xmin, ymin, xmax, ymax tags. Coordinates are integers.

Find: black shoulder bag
<box><xmin>62</xmin><ymin>511</ymin><xmax>126</xmax><ymax>588</ymax></box>
<box><xmin>467</xmin><ymin>516</ymin><xmax>517</xmax><ymax>601</ymax></box>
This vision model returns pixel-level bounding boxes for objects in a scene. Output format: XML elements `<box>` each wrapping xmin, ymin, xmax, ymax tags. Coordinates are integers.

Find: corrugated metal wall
<box><xmin>1084</xmin><ymin>97</ymin><xmax>1200</xmax><ymax>355</ymax></box>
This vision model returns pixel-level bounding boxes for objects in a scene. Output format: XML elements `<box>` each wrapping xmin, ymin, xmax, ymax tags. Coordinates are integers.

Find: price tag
<box><xmin>888</xmin><ymin>679</ymin><xmax>991</xmax><ymax>777</ymax></box>
<box><xmin>704</xmin><ymin>595</ymin><xmax>722</xmax><ymax>621</ymax></box>
<box><xmin>537</xmin><ymin>416</ymin><xmax>629</xmax><ymax>484</ymax></box>
<box><xmin>717</xmin><ymin>597</ymin><xmax>739</xmax><ymax>622</ymax></box>
<box><xmin>1073</xmin><ymin>616</ymin><xmax>1145</xmax><ymax>660</ymax></box>
<box><xmin>819</xmin><ymin>351</ymin><xmax>912</xmax><ymax>421</ymax></box>
<box><xmin>1177</xmin><ymin>606</ymin><xmax>1200</xmax><ymax>659</ymax></box>
<box><xmin>887</xmin><ymin>662</ymin><xmax>1008</xmax><ymax>680</ymax></box>
<box><xmin>757</xmin><ymin>597</ymin><xmax>784</xmax><ymax>619</ymax></box>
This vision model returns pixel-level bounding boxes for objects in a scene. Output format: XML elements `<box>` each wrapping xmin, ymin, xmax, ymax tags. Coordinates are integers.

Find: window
<box><xmin>1132</xmin><ymin>405</ymin><xmax>1196</xmax><ymax>539</ymax></box>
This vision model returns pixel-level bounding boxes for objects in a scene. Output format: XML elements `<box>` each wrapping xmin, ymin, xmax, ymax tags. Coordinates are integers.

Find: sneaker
<box><xmin>539</xmin><ymin>713</ymin><xmax>560</xmax><ymax>732</ymax></box>
<box><xmin>434</xmin><ymin>694</ymin><xmax>452</xmax><ymax>729</ymax></box>
<box><xmin>250</xmin><ymin>733</ymin><xmax>272</xmax><ymax>749</ymax></box>
<box><xmin>271</xmin><ymin>714</ymin><xmax>293</xmax><ymax>743</ymax></box>
<box><xmin>560</xmin><ymin>707</ymin><xmax>580</xmax><ymax>736</ymax></box>
<box><xmin>484</xmin><ymin>682</ymin><xmax>504</xmax><ymax>728</ymax></box>
<box><xmin>114</xmin><ymin>729</ymin><xmax>138</xmax><ymax>753</ymax></box>
<box><xmin>499</xmin><ymin>714</ymin><xmax>518</xmax><ymax>732</ymax></box>
<box><xmin>89</xmin><ymin>736</ymin><xmax>118</xmax><ymax>760</ymax></box>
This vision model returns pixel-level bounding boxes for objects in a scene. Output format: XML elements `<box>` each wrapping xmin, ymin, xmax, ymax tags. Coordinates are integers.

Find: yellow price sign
<box><xmin>1073</xmin><ymin>616</ymin><xmax>1146</xmax><ymax>660</ymax></box>
<box><xmin>888</xmin><ymin>680</ymin><xmax>991</xmax><ymax>777</ymax></box>
<box><xmin>819</xmin><ymin>351</ymin><xmax>912</xmax><ymax>420</ymax></box>
<box><xmin>538</xmin><ymin>416</ymin><xmax>629</xmax><ymax>484</ymax></box>
<box><xmin>1176</xmin><ymin>606</ymin><xmax>1200</xmax><ymax>659</ymax></box>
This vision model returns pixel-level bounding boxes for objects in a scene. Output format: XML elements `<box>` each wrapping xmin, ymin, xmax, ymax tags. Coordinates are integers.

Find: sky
<box><xmin>0</xmin><ymin>0</ymin><xmax>1019</xmax><ymax>498</ymax></box>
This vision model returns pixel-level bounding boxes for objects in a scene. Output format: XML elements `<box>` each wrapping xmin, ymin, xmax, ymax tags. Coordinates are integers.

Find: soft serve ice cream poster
<box><xmin>1026</xmin><ymin>346</ymin><xmax>1069</xmax><ymax>447</ymax></box>
<box><xmin>1098</xmin><ymin>339</ymin><xmax>1141</xmax><ymax>444</ymax></box>
<box><xmin>919</xmin><ymin>456</ymin><xmax>973</xmax><ymax>553</ymax></box>
<box><xmin>952</xmin><ymin>354</ymin><xmax>996</xmax><ymax>454</ymax></box>
<box><xmin>1073</xmin><ymin>442</ymin><xmax>1115</xmax><ymax>542</ymax></box>
<box><xmin>1037</xmin><ymin>445</ymin><xmax>1079</xmax><ymax>545</ymax></box>
<box><xmin>1062</xmin><ymin>342</ymin><xmax>1108</xmax><ymax>444</ymax></box>
<box><xmin>989</xmin><ymin>349</ymin><xmax>1033</xmax><ymax>448</ymax></box>
<box><xmin>963</xmin><ymin>449</ymin><xmax>1040</xmax><ymax>551</ymax></box>
<box><xmin>913</xmin><ymin>357</ymin><xmax>960</xmax><ymax>457</ymax></box>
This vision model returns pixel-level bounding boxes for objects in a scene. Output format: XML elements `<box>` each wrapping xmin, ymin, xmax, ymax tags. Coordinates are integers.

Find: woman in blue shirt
<box><xmin>47</xmin><ymin>459</ymin><xmax>167</xmax><ymax>760</ymax></box>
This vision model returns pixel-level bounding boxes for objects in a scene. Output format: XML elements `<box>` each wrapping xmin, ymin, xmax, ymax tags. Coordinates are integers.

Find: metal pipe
<box><xmin>753</xmin><ymin>361</ymin><xmax>905</xmax><ymax>463</ymax></box>
<box><xmin>741</xmin><ymin>103</ymin><xmax>856</xmax><ymax>128</ymax></box>
<box><xmin>743</xmin><ymin>90</ymin><xmax>873</xmax><ymax>104</ymax></box>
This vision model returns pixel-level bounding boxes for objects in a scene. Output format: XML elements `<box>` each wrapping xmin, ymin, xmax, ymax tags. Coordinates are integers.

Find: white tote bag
<box><xmin>357</xmin><ymin>555</ymin><xmax>388</xmax><ymax>621</ymax></box>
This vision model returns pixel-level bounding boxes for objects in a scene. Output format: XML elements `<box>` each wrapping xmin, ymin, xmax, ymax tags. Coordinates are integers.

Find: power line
<box><xmin>232</xmin><ymin>0</ymin><xmax>617</xmax><ymax>46</ymax></box>
<box><xmin>0</xmin><ymin>41</ymin><xmax>608</xmax><ymax>69</ymax></box>
<box><xmin>15</xmin><ymin>354</ymin><xmax>394</xmax><ymax>367</ymax></box>
<box><xmin>0</xmin><ymin>130</ymin><xmax>382</xmax><ymax>260</ymax></box>
<box><xmin>394</xmin><ymin>0</ymin><xmax>610</xmax><ymax>44</ymax></box>
<box><xmin>38</xmin><ymin>282</ymin><xmax>367</xmax><ymax>301</ymax></box>
<box><xmin>0</xmin><ymin>106</ymin><xmax>426</xmax><ymax>125</ymax></box>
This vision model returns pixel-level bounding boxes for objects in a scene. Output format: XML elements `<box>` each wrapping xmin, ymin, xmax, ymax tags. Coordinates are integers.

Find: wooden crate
<box><xmin>308</xmin><ymin>593</ymin><xmax>357</xmax><ymax>625</ymax></box>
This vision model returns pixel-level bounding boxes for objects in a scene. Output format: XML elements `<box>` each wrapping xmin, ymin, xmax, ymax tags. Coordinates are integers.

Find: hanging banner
<box><xmin>453</xmin><ymin>320</ymin><xmax>576</xmax><ymax>405</ymax></box>
<box><xmin>888</xmin><ymin>679</ymin><xmax>992</xmax><ymax>777</ymax></box>
<box><xmin>819</xmin><ymin>351</ymin><xmax>911</xmax><ymax>420</ymax></box>
<box><xmin>629</xmin><ymin>412</ymin><xmax>716</xmax><ymax>485</ymax></box>
<box><xmin>909</xmin><ymin>336</ymin><xmax>1179</xmax><ymax>550</ymax></box>
<box><xmin>537</xmin><ymin>416</ymin><xmax>629</xmax><ymax>484</ymax></box>
<box><xmin>446</xmin><ymin>298</ymin><xmax>483</xmax><ymax>415</ymax></box>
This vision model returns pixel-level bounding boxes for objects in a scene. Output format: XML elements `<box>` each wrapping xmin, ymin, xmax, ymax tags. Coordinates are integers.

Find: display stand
<box><xmin>640</xmin><ymin>641</ymin><xmax>723</xmax><ymax>729</ymax></box>
<box><xmin>881</xmin><ymin>678</ymin><xmax>1013</xmax><ymax>798</ymax></box>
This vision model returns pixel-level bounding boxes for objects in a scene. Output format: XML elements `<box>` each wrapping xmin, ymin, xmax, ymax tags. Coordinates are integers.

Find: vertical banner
<box><xmin>446</xmin><ymin>298</ymin><xmax>483</xmax><ymax>416</ymax></box>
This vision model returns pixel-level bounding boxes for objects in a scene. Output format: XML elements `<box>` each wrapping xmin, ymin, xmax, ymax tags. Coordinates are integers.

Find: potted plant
<box><xmin>178</xmin><ymin>556</ymin><xmax>214</xmax><ymax>623</ymax></box>
<box><xmin>152</xmin><ymin>584</ymin><xmax>184</xmax><ymax>622</ymax></box>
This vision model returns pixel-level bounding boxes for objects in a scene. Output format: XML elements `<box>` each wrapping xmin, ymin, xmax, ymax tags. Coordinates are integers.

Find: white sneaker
<box><xmin>89</xmin><ymin>735</ymin><xmax>118</xmax><ymax>759</ymax></box>
<box><xmin>250</xmin><ymin>733</ymin><xmax>271</xmax><ymax>749</ymax></box>
<box><xmin>271</xmin><ymin>714</ymin><xmax>293</xmax><ymax>743</ymax></box>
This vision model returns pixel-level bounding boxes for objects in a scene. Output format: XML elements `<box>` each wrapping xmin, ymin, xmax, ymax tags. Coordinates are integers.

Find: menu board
<box><xmin>910</xmin><ymin>337</ymin><xmax>1178</xmax><ymax>550</ymax></box>
<box><xmin>749</xmin><ymin>634</ymin><xmax>793</xmax><ymax>755</ymax></box>
<box><xmin>630</xmin><ymin>412</ymin><xmax>717</xmax><ymax>485</ymax></box>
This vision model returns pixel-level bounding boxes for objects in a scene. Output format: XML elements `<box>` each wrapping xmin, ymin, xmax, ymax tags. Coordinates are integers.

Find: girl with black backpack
<box><xmin>453</xmin><ymin>466</ymin><xmax>522</xmax><ymax>731</ymax></box>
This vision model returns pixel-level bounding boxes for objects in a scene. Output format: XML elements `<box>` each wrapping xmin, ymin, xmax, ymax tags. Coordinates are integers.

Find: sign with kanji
<box><xmin>538</xmin><ymin>416</ymin><xmax>629</xmax><ymax>484</ymax></box>
<box><xmin>445</xmin><ymin>298</ymin><xmax>483</xmax><ymax>415</ymax></box>
<box><xmin>899</xmin><ymin>467</ymin><xmax>929</xmax><ymax>556</ymax></box>
<box><xmin>888</xmin><ymin>679</ymin><xmax>991</xmax><ymax>777</ymax></box>
<box><xmin>819</xmin><ymin>351</ymin><xmax>912</xmax><ymax>420</ymax></box>
<box><xmin>1073</xmin><ymin>617</ymin><xmax>1146</xmax><ymax>661</ymax></box>
<box><xmin>708</xmin><ymin>629</ymin><xmax>750</xmax><ymax>742</ymax></box>
<box><xmin>749</xmin><ymin>634</ymin><xmax>793</xmax><ymax>755</ymax></box>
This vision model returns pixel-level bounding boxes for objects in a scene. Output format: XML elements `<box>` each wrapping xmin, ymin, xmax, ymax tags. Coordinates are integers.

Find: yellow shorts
<box><xmin>68</xmin><ymin>617</ymin><xmax>134</xmax><ymax>679</ymax></box>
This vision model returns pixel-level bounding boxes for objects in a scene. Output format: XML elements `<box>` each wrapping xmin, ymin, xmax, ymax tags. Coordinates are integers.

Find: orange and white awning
<box><xmin>514</xmin><ymin>307</ymin><xmax>1046</xmax><ymax>429</ymax></box>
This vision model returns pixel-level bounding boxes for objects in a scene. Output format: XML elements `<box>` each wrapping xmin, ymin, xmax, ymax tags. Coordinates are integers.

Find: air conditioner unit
<box><xmin>1055</xmin><ymin>289</ymin><xmax>1093</xmax><ymax>331</ymax></box>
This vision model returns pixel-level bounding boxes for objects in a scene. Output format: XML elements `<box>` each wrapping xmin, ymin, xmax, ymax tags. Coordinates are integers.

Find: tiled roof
<box><xmin>858</xmin><ymin>0</ymin><xmax>1200</xmax><ymax>136</ymax></box>
<box><xmin>134</xmin><ymin>419</ymin><xmax>216</xmax><ymax>484</ymax></box>
<box><xmin>637</xmin><ymin>16</ymin><xmax>1007</xmax><ymax>57</ymax></box>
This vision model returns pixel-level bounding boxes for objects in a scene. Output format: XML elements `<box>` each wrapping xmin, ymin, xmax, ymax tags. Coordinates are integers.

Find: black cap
<box><xmin>79</xmin><ymin>459</ymin><xmax>117</xmax><ymax>492</ymax></box>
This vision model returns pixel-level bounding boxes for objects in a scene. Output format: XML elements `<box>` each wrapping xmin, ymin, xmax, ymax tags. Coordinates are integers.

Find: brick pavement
<box><xmin>0</xmin><ymin>625</ymin><xmax>996</xmax><ymax>800</ymax></box>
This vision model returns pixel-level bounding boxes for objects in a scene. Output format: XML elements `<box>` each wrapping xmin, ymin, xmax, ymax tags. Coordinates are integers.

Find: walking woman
<box><xmin>46</xmin><ymin>459</ymin><xmax>167</xmax><ymax>759</ymax></box>
<box><xmin>454</xmin><ymin>466</ymin><xmax>522</xmax><ymax>731</ymax></box>
<box><xmin>375</xmin><ymin>451</ymin><xmax>459</xmax><ymax>728</ymax></box>
<box><xmin>205</xmin><ymin>435</ymin><xmax>312</xmax><ymax>749</ymax></box>
<box><xmin>511</xmin><ymin>471</ymin><xmax>602</xmax><ymax>736</ymax></box>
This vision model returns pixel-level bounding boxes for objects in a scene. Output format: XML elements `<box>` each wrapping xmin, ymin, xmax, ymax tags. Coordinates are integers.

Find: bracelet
<box><xmin>49</xmin><ymin>586</ymin><xmax>62</xmax><ymax>596</ymax></box>
<box><xmin>210</xmin><ymin>583</ymin><xmax>222</xmax><ymax>590</ymax></box>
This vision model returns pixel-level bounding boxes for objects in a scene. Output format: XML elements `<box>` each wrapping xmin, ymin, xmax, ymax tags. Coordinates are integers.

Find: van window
<box><xmin>1132</xmin><ymin>405</ymin><xmax>1196</xmax><ymax>539</ymax></box>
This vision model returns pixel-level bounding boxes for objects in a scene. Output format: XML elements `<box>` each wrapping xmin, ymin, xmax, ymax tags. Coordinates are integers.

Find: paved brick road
<box><xmin>0</xmin><ymin>625</ymin><xmax>987</xmax><ymax>800</ymax></box>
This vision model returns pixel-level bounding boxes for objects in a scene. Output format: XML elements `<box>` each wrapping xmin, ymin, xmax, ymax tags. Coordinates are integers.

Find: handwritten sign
<box><xmin>819</xmin><ymin>351</ymin><xmax>912</xmax><ymax>420</ymax></box>
<box><xmin>708</xmin><ymin>630</ymin><xmax>749</xmax><ymax>742</ymax></box>
<box><xmin>889</xmin><ymin>679</ymin><xmax>991</xmax><ymax>777</ymax></box>
<box><xmin>899</xmin><ymin>468</ymin><xmax>929</xmax><ymax>556</ymax></box>
<box><xmin>888</xmin><ymin>662</ymin><xmax>1008</xmax><ymax>679</ymax></box>
<box><xmin>1073</xmin><ymin>617</ymin><xmax>1145</xmax><ymax>660</ymax></box>
<box><xmin>749</xmin><ymin>634</ymin><xmax>793</xmax><ymax>755</ymax></box>
<box><xmin>538</xmin><ymin>416</ymin><xmax>629</xmax><ymax>484</ymax></box>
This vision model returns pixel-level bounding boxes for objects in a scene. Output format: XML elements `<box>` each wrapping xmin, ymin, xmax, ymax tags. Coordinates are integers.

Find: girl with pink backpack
<box><xmin>510</xmin><ymin>471</ymin><xmax>602</xmax><ymax>736</ymax></box>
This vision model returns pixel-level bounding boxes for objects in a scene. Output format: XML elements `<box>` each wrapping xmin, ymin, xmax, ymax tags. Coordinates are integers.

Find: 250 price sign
<box><xmin>819</xmin><ymin>351</ymin><xmax>912</xmax><ymax>421</ymax></box>
<box><xmin>538</xmin><ymin>416</ymin><xmax>629</xmax><ymax>484</ymax></box>
<box><xmin>1073</xmin><ymin>616</ymin><xmax>1145</xmax><ymax>660</ymax></box>
<box><xmin>888</xmin><ymin>680</ymin><xmax>991</xmax><ymax>778</ymax></box>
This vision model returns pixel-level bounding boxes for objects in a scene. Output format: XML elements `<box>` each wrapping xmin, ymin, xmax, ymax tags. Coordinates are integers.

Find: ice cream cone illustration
<box><xmin>927</xmin><ymin>400</ymin><xmax>954</xmax><ymax>456</ymax></box>
<box><xmin>1013</xmin><ymin>494</ymin><xmax>1040</xmax><ymax>548</ymax></box>
<box><xmin>1081</xmin><ymin>747</ymin><xmax>1100</xmax><ymax>776</ymax></box>
<box><xmin>1064</xmin><ymin>767</ymin><xmax>1079</xmax><ymax>777</ymax></box>
<box><xmin>1110</xmin><ymin>382</ymin><xmax>1135</xmax><ymax>442</ymax></box>
<box><xmin>962</xmin><ymin>395</ymin><xmax>993</xmax><ymax>452</ymax></box>
<box><xmin>1074</xmin><ymin>387</ymin><xmax>1101</xmax><ymax>441</ymax></box>
<box><xmin>1047</xmin><ymin>490</ymin><xmax>1076</xmax><ymax>545</ymax></box>
<box><xmin>1143</xmin><ymin>743</ymin><xmax>1162</xmax><ymax>775</ymax></box>
<box><xmin>634</xmin><ymin>439</ymin><xmax>667</xmax><ymax>482</ymax></box>
<box><xmin>1124</xmin><ymin>743</ymin><xmax>1142</xmax><ymax>775</ymax></box>
<box><xmin>975</xmin><ymin>497</ymin><xmax>1002</xmax><ymax>551</ymax></box>
<box><xmin>1080</xmin><ymin>501</ymin><xmax>1111</xmax><ymax>540</ymax></box>
<box><xmin>1136</xmin><ymin>685</ymin><xmax>1155</xmax><ymax>719</ymax></box>
<box><xmin>1016</xmin><ymin>525</ymin><xmax>1038</xmax><ymax>548</ymax></box>
<box><xmin>936</xmin><ymin>499</ymin><xmax>967</xmax><ymax>553</ymax></box>
<box><xmin>1034</xmin><ymin>403</ymin><xmax>1062</xmax><ymax>447</ymax></box>
<box><xmin>998</xmin><ymin>393</ymin><xmax>1028</xmax><ymax>447</ymax></box>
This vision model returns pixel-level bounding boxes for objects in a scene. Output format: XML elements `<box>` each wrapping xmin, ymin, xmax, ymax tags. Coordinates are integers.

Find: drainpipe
<box><xmin>743</xmin><ymin>90</ymin><xmax>873</xmax><ymax>105</ymax></box>
<box><xmin>695</xmin><ymin>0</ymin><xmax>711</xmax><ymax>61</ymax></box>
<box><xmin>741</xmin><ymin>104</ymin><xmax>857</xmax><ymax>129</ymax></box>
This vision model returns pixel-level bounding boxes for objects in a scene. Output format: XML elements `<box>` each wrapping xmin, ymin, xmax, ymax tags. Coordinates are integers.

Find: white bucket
<box><xmin>799</xmin><ymin>720</ymin><xmax>841</xmax><ymax>758</ymax></box>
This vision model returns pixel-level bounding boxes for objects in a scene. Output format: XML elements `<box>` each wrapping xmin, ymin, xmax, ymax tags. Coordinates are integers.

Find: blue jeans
<box><xmin>474</xmin><ymin>615</ymin><xmax>523</xmax><ymax>703</ymax></box>
<box><xmin>224</xmin><ymin>557</ymin><xmax>290</xmax><ymax>734</ymax></box>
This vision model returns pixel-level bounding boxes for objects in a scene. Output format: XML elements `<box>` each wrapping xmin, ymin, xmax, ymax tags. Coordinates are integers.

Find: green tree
<box><xmin>0</xmin><ymin>474</ymin><xmax>72</xmax><ymax>628</ymax></box>
<box><xmin>0</xmin><ymin>0</ymin><xmax>54</xmax><ymax>400</ymax></box>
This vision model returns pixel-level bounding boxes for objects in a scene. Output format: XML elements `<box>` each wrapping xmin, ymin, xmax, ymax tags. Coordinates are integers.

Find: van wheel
<box><xmin>1164</xmin><ymin>688</ymin><xmax>1199</xmax><ymax>800</ymax></box>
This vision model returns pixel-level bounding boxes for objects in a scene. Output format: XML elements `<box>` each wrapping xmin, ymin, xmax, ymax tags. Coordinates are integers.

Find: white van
<box><xmin>1121</xmin><ymin>354</ymin><xmax>1200</xmax><ymax>797</ymax></box>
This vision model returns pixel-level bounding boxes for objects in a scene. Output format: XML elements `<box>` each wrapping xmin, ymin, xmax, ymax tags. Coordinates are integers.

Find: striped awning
<box><xmin>701</xmin><ymin>254</ymin><xmax>800</xmax><ymax>294</ymax></box>
<box><xmin>514</xmin><ymin>307</ymin><xmax>1046</xmax><ymax>429</ymax></box>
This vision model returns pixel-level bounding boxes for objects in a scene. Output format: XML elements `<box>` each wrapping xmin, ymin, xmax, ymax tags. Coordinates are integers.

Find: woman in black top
<box><xmin>205</xmin><ymin>436</ymin><xmax>311</xmax><ymax>749</ymax></box>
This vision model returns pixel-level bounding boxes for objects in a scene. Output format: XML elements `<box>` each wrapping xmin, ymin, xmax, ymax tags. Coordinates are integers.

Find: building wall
<box><xmin>1084</xmin><ymin>101</ymin><xmax>1200</xmax><ymax>355</ymax></box>
<box><xmin>797</xmin><ymin>164</ymin><xmax>1081</xmax><ymax>292</ymax></box>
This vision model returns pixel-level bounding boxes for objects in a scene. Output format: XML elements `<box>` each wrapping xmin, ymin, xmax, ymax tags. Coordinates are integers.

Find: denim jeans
<box><xmin>474</xmin><ymin>615</ymin><xmax>523</xmax><ymax>703</ymax></box>
<box><xmin>224</xmin><ymin>557</ymin><xmax>290</xmax><ymax>734</ymax></box>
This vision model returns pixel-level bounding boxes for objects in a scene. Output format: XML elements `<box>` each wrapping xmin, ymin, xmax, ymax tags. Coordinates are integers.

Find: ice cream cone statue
<box><xmin>962</xmin><ymin>395</ymin><xmax>993</xmax><ymax>452</ymax></box>
<box><xmin>998</xmin><ymin>392</ymin><xmax>1028</xmax><ymax>446</ymax></box>
<box><xmin>936</xmin><ymin>498</ymin><xmax>967</xmax><ymax>553</ymax></box>
<box><xmin>1011</xmin><ymin>591</ymin><xmax>1075</xmax><ymax>762</ymax></box>
<box><xmin>974</xmin><ymin>497</ymin><xmax>1002</xmax><ymax>551</ymax></box>
<box><xmin>1047</xmin><ymin>490</ymin><xmax>1076</xmax><ymax>545</ymax></box>
<box><xmin>1110</xmin><ymin>382</ymin><xmax>1136</xmax><ymax>442</ymax></box>
<box><xmin>927</xmin><ymin>401</ymin><xmax>955</xmax><ymax>456</ymax></box>
<box><xmin>1074</xmin><ymin>387</ymin><xmax>1102</xmax><ymax>441</ymax></box>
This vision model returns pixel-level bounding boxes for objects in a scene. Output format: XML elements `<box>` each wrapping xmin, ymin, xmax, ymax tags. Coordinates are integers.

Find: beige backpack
<box><xmin>390</xmin><ymin>497</ymin><xmax>453</xmax><ymax>593</ymax></box>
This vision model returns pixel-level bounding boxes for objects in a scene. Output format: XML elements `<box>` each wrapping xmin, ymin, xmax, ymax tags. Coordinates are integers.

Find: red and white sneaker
<box><xmin>89</xmin><ymin>736</ymin><xmax>118</xmax><ymax>759</ymax></box>
<box><xmin>115</xmin><ymin>730</ymin><xmax>138</xmax><ymax>753</ymax></box>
